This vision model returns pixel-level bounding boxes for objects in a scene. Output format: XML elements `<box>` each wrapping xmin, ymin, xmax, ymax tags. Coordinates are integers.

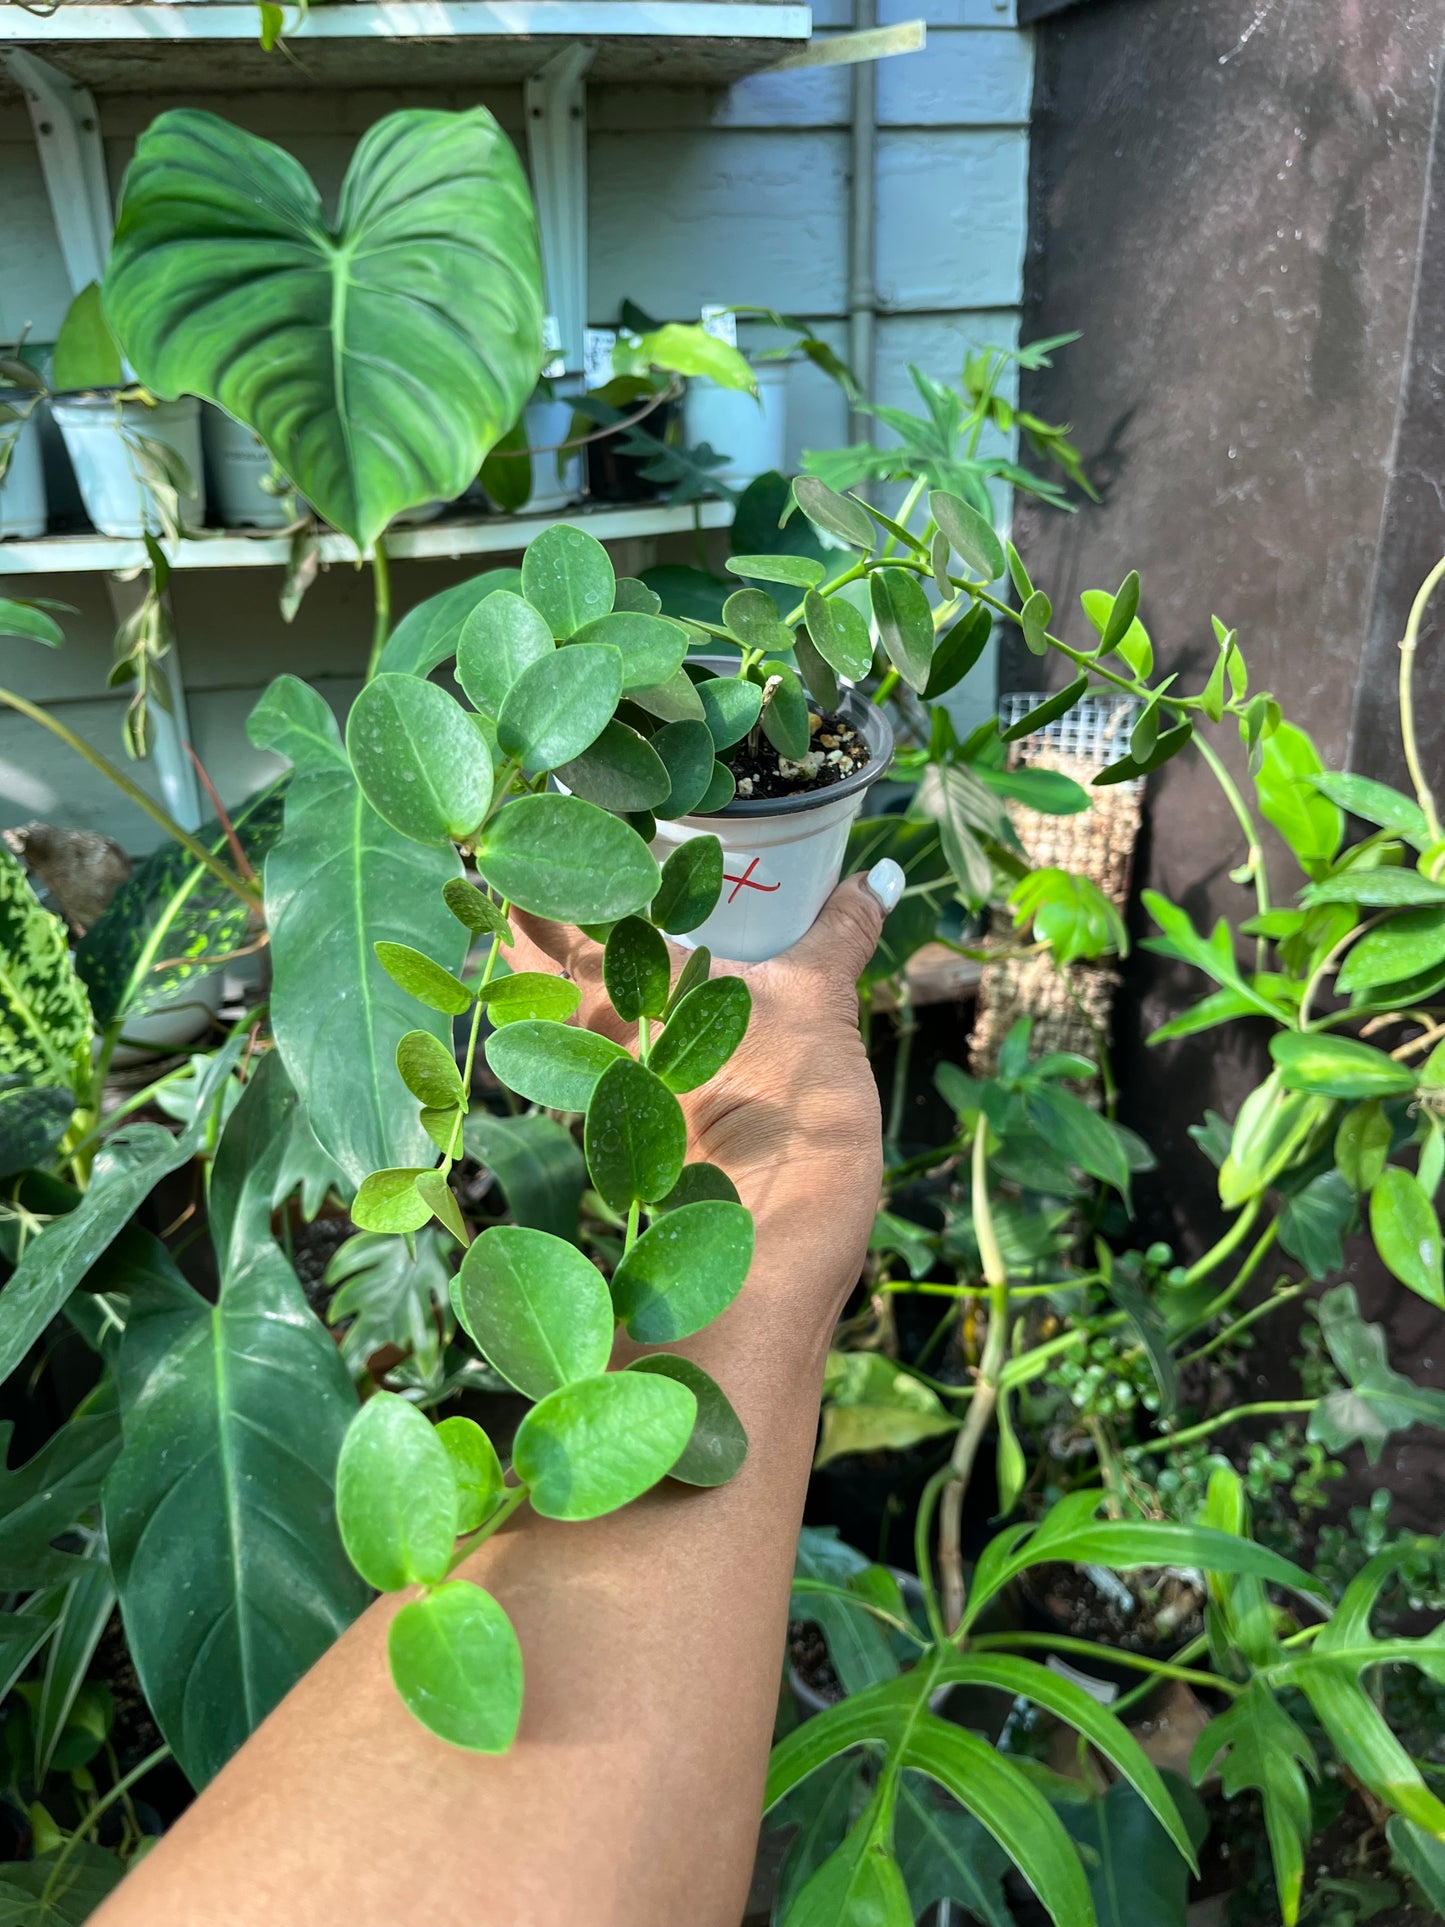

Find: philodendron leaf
<box><xmin>456</xmin><ymin>591</ymin><xmax>555</xmax><ymax>715</ymax></box>
<box><xmin>1369</xmin><ymin>1166</ymin><xmax>1445</xmax><ymax>1305</ymax></box>
<box><xmin>374</xmin><ymin>942</ymin><xmax>474</xmax><ymax>1017</ymax></box>
<box><xmin>453</xmin><ymin>1225</ymin><xmax>613</xmax><ymax>1399</ymax></box>
<box><xmin>1388</xmin><ymin>1815</ymin><xmax>1445</xmax><ymax>1912</ymax></box>
<box><xmin>433</xmin><ymin>1417</ymin><xmax>504</xmax><ymax>1532</ymax></box>
<box><xmin>347</xmin><ymin>674</ymin><xmax>492</xmax><ymax>846</ymax></box>
<box><xmin>584</xmin><ymin>1057</ymin><xmax>688</xmax><ymax>1209</ymax></box>
<box><xmin>475</xmin><ymin>795</ymin><xmax>659</xmax><ymax>922</ymax></box>
<box><xmin>104</xmin><ymin>1060</ymin><xmax>368</xmax><ymax>1789</ymax></box>
<box><xmin>512</xmin><ymin>1370</ymin><xmax>696</xmax><ymax>1520</ymax></box>
<box><xmin>335</xmin><ymin>1391</ymin><xmax>458</xmax><ymax>1592</ymax></box>
<box><xmin>462</xmin><ymin>1111</ymin><xmax>586</xmax><ymax>1240</ymax></box>
<box><xmin>0</xmin><ymin>1841</ymin><xmax>123</xmax><ymax>1924</ymax></box>
<box><xmin>785</xmin><ymin>1817</ymin><xmax>913</xmax><ymax>1927</ymax></box>
<box><xmin>495</xmin><ymin>643</ymin><xmax>622</xmax><ymax>774</ymax></box>
<box><xmin>104</xmin><ymin>108</ymin><xmax>543</xmax><ymax>550</ymax></box>
<box><xmin>1056</xmin><ymin>1776</ymin><xmax>1208</xmax><ymax>1927</ymax></box>
<box><xmin>651</xmin><ymin>977</ymin><xmax>751</xmax><ymax>1093</ymax></box>
<box><xmin>626</xmin><ymin>1355</ymin><xmax>747</xmax><ymax>1486</ymax></box>
<box><xmin>0</xmin><ymin>1407</ymin><xmax>118</xmax><ymax>1593</ymax></box>
<box><xmin>520</xmin><ymin>523</ymin><xmax>616</xmax><ymax>637</ymax></box>
<box><xmin>604</xmin><ymin>917</ymin><xmax>672</xmax><ymax>1023</ymax></box>
<box><xmin>610</xmin><ymin>1200</ymin><xmax>754</xmax><ymax>1343</ymax></box>
<box><xmin>652</xmin><ymin>837</ymin><xmax>724</xmax><ymax>935</ymax></box>
<box><xmin>388</xmin><ymin>1580</ymin><xmax>522</xmax><ymax>1753</ymax></box>
<box><xmin>483</xmin><ymin>1021</ymin><xmax>628</xmax><ymax>1112</ymax></box>
<box><xmin>0</xmin><ymin>844</ymin><xmax>91</xmax><ymax>1100</ymax></box>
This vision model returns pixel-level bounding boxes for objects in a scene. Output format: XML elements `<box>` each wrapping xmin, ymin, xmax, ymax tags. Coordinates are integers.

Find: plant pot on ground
<box><xmin>1015</xmin><ymin>1560</ymin><xmax>1207</xmax><ymax>1705</ymax></box>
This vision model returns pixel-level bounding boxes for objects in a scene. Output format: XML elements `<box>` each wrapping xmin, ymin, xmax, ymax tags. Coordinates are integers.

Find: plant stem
<box><xmin>1178</xmin><ymin>1200</ymin><xmax>1262</xmax><ymax>1287</ymax></box>
<box><xmin>884</xmin><ymin>982</ymin><xmax>916</xmax><ymax>1156</ymax></box>
<box><xmin>873</xmin><ymin>668</ymin><xmax>900</xmax><ymax>706</ymax></box>
<box><xmin>638</xmin><ymin>1015</ymin><xmax>652</xmax><ymax>1067</ymax></box>
<box><xmin>445</xmin><ymin>1481</ymin><xmax>529</xmax><ymax>1572</ymax></box>
<box><xmin>880</xmin><ymin>1276</ymin><xmax>1099</xmax><ymax>1302</ymax></box>
<box><xmin>0</xmin><ymin>687</ymin><xmax>260</xmax><ymax>907</ymax></box>
<box><xmin>1173</xmin><ymin>1219</ymin><xmax>1281</xmax><ymax>1340</ymax></box>
<box><xmin>1398</xmin><ymin>551</ymin><xmax>1445</xmax><ymax>848</ymax></box>
<box><xmin>366</xmin><ymin>533</ymin><xmax>392</xmax><ymax>681</ymax></box>
<box><xmin>41</xmin><ymin>1744</ymin><xmax>172</xmax><ymax>1903</ymax></box>
<box><xmin>1193</xmin><ymin>734</ymin><xmax>1271</xmax><ymax>947</ymax></box>
<box><xmin>1125</xmin><ymin>1398</ymin><xmax>1316</xmax><ymax>1459</ymax></box>
<box><xmin>1175</xmin><ymin>1280</ymin><xmax>1308</xmax><ymax>1371</ymax></box>
<box><xmin>938</xmin><ymin>1129</ymin><xmax>1010</xmax><ymax>1633</ymax></box>
<box><xmin>624</xmin><ymin>1199</ymin><xmax>641</xmax><ymax>1252</ymax></box>
<box><xmin>968</xmin><ymin>1631</ymin><xmax>1237</xmax><ymax>1695</ymax></box>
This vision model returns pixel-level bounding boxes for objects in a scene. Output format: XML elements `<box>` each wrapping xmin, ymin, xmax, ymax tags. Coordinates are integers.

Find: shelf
<box><xmin>0</xmin><ymin>2</ymin><xmax>815</xmax><ymax>89</ymax></box>
<box><xmin>0</xmin><ymin>497</ymin><xmax>734</xmax><ymax>576</ymax></box>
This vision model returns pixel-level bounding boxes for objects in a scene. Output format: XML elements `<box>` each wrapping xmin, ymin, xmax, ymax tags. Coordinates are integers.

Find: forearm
<box><xmin>94</xmin><ymin>1194</ymin><xmax>850</xmax><ymax>1927</ymax></box>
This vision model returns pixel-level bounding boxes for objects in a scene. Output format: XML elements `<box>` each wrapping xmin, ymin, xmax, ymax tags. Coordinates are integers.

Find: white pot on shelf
<box><xmin>51</xmin><ymin>393</ymin><xmax>205</xmax><ymax>539</ymax></box>
<box><xmin>0</xmin><ymin>401</ymin><xmax>47</xmax><ymax>538</ymax></box>
<box><xmin>203</xmin><ymin>406</ymin><xmax>291</xmax><ymax>529</ymax></box>
<box><xmin>106</xmin><ymin>973</ymin><xmax>224</xmax><ymax>1067</ymax></box>
<box><xmin>522</xmin><ymin>388</ymin><xmax>583</xmax><ymax>513</ymax></box>
<box><xmin>681</xmin><ymin>361</ymin><xmax>789</xmax><ymax>492</ymax></box>
<box><xmin>650</xmin><ymin>665</ymin><xmax>893</xmax><ymax>965</ymax></box>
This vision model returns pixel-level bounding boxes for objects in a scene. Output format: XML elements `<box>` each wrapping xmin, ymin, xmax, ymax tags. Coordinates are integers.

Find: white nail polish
<box><xmin>864</xmin><ymin>858</ymin><xmax>905</xmax><ymax>914</ymax></box>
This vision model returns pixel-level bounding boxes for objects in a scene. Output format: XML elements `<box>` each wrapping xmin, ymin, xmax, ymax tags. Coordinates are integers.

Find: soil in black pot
<box><xmin>1018</xmin><ymin>1561</ymin><xmax>1206</xmax><ymax>1698</ymax></box>
<box><xmin>729</xmin><ymin>709</ymin><xmax>870</xmax><ymax>801</ymax></box>
<box><xmin>787</xmin><ymin>1620</ymin><xmax>842</xmax><ymax>1704</ymax></box>
<box><xmin>585</xmin><ymin>399</ymin><xmax>678</xmax><ymax>501</ymax></box>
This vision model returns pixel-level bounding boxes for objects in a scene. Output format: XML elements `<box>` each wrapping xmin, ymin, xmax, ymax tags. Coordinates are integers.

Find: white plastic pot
<box><xmin>681</xmin><ymin>361</ymin><xmax>788</xmax><ymax>492</ymax></box>
<box><xmin>203</xmin><ymin>405</ymin><xmax>290</xmax><ymax>528</ymax></box>
<box><xmin>51</xmin><ymin>393</ymin><xmax>205</xmax><ymax>538</ymax></box>
<box><xmin>106</xmin><ymin>972</ymin><xmax>224</xmax><ymax>1067</ymax></box>
<box><xmin>651</xmin><ymin>667</ymin><xmax>893</xmax><ymax>964</ymax></box>
<box><xmin>522</xmin><ymin>388</ymin><xmax>583</xmax><ymax>513</ymax></box>
<box><xmin>0</xmin><ymin>402</ymin><xmax>47</xmax><ymax>538</ymax></box>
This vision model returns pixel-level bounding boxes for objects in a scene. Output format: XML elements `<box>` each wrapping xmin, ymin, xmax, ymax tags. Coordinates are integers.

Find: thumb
<box><xmin>782</xmin><ymin>861</ymin><xmax>903</xmax><ymax>992</ymax></box>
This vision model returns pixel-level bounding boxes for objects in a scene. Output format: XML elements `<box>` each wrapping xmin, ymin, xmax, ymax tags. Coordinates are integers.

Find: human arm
<box><xmin>93</xmin><ymin>868</ymin><xmax>899</xmax><ymax>1927</ymax></box>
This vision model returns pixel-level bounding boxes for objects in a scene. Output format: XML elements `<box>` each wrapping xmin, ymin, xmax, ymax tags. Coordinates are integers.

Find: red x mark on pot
<box><xmin>722</xmin><ymin>856</ymin><xmax>781</xmax><ymax>903</ymax></box>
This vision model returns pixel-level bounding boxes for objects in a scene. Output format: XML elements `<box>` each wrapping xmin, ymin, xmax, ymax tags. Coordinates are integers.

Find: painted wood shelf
<box><xmin>0</xmin><ymin>497</ymin><xmax>733</xmax><ymax>575</ymax></box>
<box><xmin>0</xmin><ymin>2</ymin><xmax>816</xmax><ymax>89</ymax></box>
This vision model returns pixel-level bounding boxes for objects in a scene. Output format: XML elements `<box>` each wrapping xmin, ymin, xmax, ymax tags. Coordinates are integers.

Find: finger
<box><xmin>781</xmin><ymin>862</ymin><xmax>902</xmax><ymax>989</ymax></box>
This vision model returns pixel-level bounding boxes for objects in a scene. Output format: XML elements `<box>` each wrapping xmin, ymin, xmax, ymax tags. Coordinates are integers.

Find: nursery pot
<box><xmin>681</xmin><ymin>361</ymin><xmax>788</xmax><ymax>492</ymax></box>
<box><xmin>522</xmin><ymin>387</ymin><xmax>583</xmax><ymax>513</ymax></box>
<box><xmin>104</xmin><ymin>971</ymin><xmax>224</xmax><ymax>1067</ymax></box>
<box><xmin>651</xmin><ymin>661</ymin><xmax>894</xmax><ymax>964</ymax></box>
<box><xmin>51</xmin><ymin>393</ymin><xmax>205</xmax><ymax>538</ymax></box>
<box><xmin>0</xmin><ymin>399</ymin><xmax>47</xmax><ymax>538</ymax></box>
<box><xmin>788</xmin><ymin>1569</ymin><xmax>944</xmax><ymax>1718</ymax></box>
<box><xmin>203</xmin><ymin>405</ymin><xmax>291</xmax><ymax>528</ymax></box>
<box><xmin>1014</xmin><ymin>1562</ymin><xmax>1206</xmax><ymax>1709</ymax></box>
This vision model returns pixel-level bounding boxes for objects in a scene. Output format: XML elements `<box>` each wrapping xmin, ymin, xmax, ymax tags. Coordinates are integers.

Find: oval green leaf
<box><xmin>1337</xmin><ymin>907</ymin><xmax>1445</xmax><ymax>994</ymax></box>
<box><xmin>441</xmin><ymin>878</ymin><xmax>514</xmax><ymax>944</ymax></box>
<box><xmin>803</xmin><ymin>588</ymin><xmax>874</xmax><ymax>681</ymax></box>
<box><xmin>653</xmin><ymin>836</ymin><xmax>725</xmax><ymax>934</ymax></box>
<box><xmin>869</xmin><ymin>568</ymin><xmax>934</xmax><ymax>693</ymax></box>
<box><xmin>653</xmin><ymin>1159</ymin><xmax>740</xmax><ymax>1212</ymax></box>
<box><xmin>697</xmin><ymin>675</ymin><xmax>764</xmax><ymax>752</ymax></box>
<box><xmin>512</xmin><ymin>1371</ymin><xmax>697</xmax><ymax>1520</ymax></box>
<box><xmin>352</xmin><ymin>1166</ymin><xmax>436</xmax><ymax>1234</ymax></box>
<box><xmin>723</xmin><ymin>587</ymin><xmax>792</xmax><ymax>655</ymax></box>
<box><xmin>610</xmin><ymin>1199</ymin><xmax>754</xmax><ymax>1343</ymax></box>
<box><xmin>725</xmin><ymin>553</ymin><xmax>826</xmax><ymax>588</ymax></box>
<box><xmin>760</xmin><ymin>662</ymin><xmax>812</xmax><ymax>761</ymax></box>
<box><xmin>374</xmin><ymin>941</ymin><xmax>474</xmax><ymax>1016</ymax></box>
<box><xmin>604</xmin><ymin>916</ymin><xmax>672</xmax><ymax>1023</ymax></box>
<box><xmin>1270</xmin><ymin>1030</ymin><xmax>1417</xmax><ymax>1099</ymax></box>
<box><xmin>484</xmin><ymin>1020</ymin><xmax>629</xmax><ymax>1111</ymax></box>
<box><xmin>573</xmin><ymin>611</ymin><xmax>687</xmax><ymax>692</ymax></box>
<box><xmin>433</xmin><ymin>1417</ymin><xmax>504</xmax><ymax>1532</ymax></box>
<box><xmin>584</xmin><ymin>1056</ymin><xmax>688</xmax><ymax>1208</ymax></box>
<box><xmin>397</xmin><ymin>1029</ymin><xmax>464</xmax><ymax>1108</ymax></box>
<box><xmin>650</xmin><ymin>976</ymin><xmax>751</xmax><ymax>1093</ymax></box>
<box><xmin>388</xmin><ymin>1580</ymin><xmax>522</xmax><ymax>1753</ymax></box>
<box><xmin>336</xmin><ymin>1391</ymin><xmax>458</xmax><ymax>1591</ymax></box>
<box><xmin>1370</xmin><ymin>1165</ymin><xmax>1445</xmax><ymax>1305</ymax></box>
<box><xmin>924</xmin><ymin>603</ymin><xmax>991</xmax><ymax>700</ymax></box>
<box><xmin>456</xmin><ymin>590</ymin><xmax>555</xmax><ymax>715</ymax></box>
<box><xmin>652</xmin><ymin>719</ymin><xmax>718</xmax><ymax>820</ymax></box>
<box><xmin>930</xmin><ymin>489</ymin><xmax>1005</xmax><ymax>580</ymax></box>
<box><xmin>495</xmin><ymin>643</ymin><xmax>622</xmax><ymax>775</ymax></box>
<box><xmin>454</xmin><ymin>1223</ymin><xmax>614</xmax><ymax>1398</ymax></box>
<box><xmin>697</xmin><ymin>761</ymin><xmax>737</xmax><ymax>813</ymax></box>
<box><xmin>793</xmin><ymin>476</ymin><xmax>875</xmax><ymax>552</ymax></box>
<box><xmin>476</xmin><ymin>794</ymin><xmax>660</xmax><ymax>921</ymax></box>
<box><xmin>555</xmin><ymin>721</ymin><xmax>672</xmax><ymax>813</ymax></box>
<box><xmin>479</xmin><ymin>971</ymin><xmax>581</xmax><ymax>1026</ymax></box>
<box><xmin>347</xmin><ymin>674</ymin><xmax>493</xmax><ymax>845</ymax></box>
<box><xmin>627</xmin><ymin>1354</ymin><xmax>748</xmax><ymax>1486</ymax></box>
<box><xmin>520</xmin><ymin>523</ymin><xmax>615</xmax><ymax>637</ymax></box>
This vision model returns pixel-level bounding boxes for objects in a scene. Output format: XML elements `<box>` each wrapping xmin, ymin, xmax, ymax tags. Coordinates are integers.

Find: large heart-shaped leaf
<box><xmin>103</xmin><ymin>1059</ymin><xmax>368</xmax><ymax>1789</ymax></box>
<box><xmin>104</xmin><ymin>108</ymin><xmax>544</xmax><ymax>549</ymax></box>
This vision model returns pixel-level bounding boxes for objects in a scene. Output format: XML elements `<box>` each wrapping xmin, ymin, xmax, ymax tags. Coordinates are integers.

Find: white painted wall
<box><xmin>0</xmin><ymin>0</ymin><xmax>1031</xmax><ymax>847</ymax></box>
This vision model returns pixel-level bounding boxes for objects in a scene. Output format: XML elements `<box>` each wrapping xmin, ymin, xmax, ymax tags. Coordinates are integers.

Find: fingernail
<box><xmin>864</xmin><ymin>858</ymin><xmax>904</xmax><ymax>914</ymax></box>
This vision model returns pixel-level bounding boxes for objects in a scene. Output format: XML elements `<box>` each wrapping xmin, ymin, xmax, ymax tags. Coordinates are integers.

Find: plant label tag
<box><xmin>541</xmin><ymin>315</ymin><xmax>567</xmax><ymax>381</ymax></box>
<box><xmin>700</xmin><ymin>304</ymin><xmax>738</xmax><ymax>348</ymax></box>
<box><xmin>583</xmin><ymin>329</ymin><xmax>616</xmax><ymax>389</ymax></box>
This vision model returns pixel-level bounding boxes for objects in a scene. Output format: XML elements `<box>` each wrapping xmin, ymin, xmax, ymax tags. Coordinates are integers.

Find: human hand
<box><xmin>502</xmin><ymin>861</ymin><xmax>904</xmax><ymax>1333</ymax></box>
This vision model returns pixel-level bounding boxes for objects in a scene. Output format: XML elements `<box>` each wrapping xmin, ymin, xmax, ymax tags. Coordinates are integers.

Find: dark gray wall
<box><xmin>1013</xmin><ymin>0</ymin><xmax>1445</xmax><ymax>1519</ymax></box>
